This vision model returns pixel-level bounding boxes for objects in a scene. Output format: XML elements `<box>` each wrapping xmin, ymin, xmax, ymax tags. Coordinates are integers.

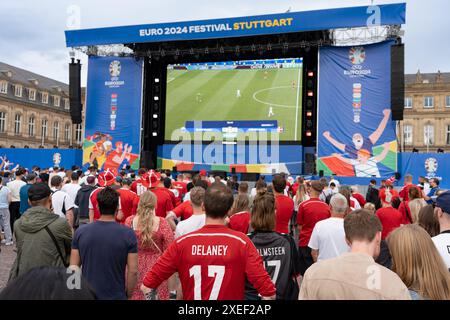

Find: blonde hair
<box><xmin>135</xmin><ymin>191</ymin><xmax>160</xmax><ymax>252</ymax></box>
<box><xmin>295</xmin><ymin>183</ymin><xmax>308</xmax><ymax>207</ymax></box>
<box><xmin>363</xmin><ymin>202</ymin><xmax>376</xmax><ymax>214</ymax></box>
<box><xmin>388</xmin><ymin>224</ymin><xmax>450</xmax><ymax>300</ymax></box>
<box><xmin>408</xmin><ymin>198</ymin><xmax>427</xmax><ymax>223</ymax></box>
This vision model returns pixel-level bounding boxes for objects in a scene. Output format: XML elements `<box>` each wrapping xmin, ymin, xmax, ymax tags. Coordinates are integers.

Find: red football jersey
<box><xmin>352</xmin><ymin>193</ymin><xmax>366</xmax><ymax>207</ymax></box>
<box><xmin>376</xmin><ymin>207</ymin><xmax>403</xmax><ymax>239</ymax></box>
<box><xmin>297</xmin><ymin>198</ymin><xmax>331</xmax><ymax>247</ymax></box>
<box><xmin>173</xmin><ymin>200</ymin><xmax>194</xmax><ymax>221</ymax></box>
<box><xmin>173</xmin><ymin>181</ymin><xmax>187</xmax><ymax>197</ymax></box>
<box><xmin>142</xmin><ymin>224</ymin><xmax>276</xmax><ymax>300</ymax></box>
<box><xmin>150</xmin><ymin>187</ymin><xmax>175</xmax><ymax>218</ymax></box>
<box><xmin>116</xmin><ymin>188</ymin><xmax>139</xmax><ymax>223</ymax></box>
<box><xmin>228</xmin><ymin>211</ymin><xmax>250</xmax><ymax>234</ymax></box>
<box><xmin>88</xmin><ymin>187</ymin><xmax>104</xmax><ymax>220</ymax></box>
<box><xmin>275</xmin><ymin>195</ymin><xmax>294</xmax><ymax>234</ymax></box>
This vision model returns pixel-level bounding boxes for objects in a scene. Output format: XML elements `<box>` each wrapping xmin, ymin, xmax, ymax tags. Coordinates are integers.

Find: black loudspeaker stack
<box><xmin>69</xmin><ymin>58</ymin><xmax>83</xmax><ymax>124</ymax></box>
<box><xmin>391</xmin><ymin>43</ymin><xmax>405</xmax><ymax>121</ymax></box>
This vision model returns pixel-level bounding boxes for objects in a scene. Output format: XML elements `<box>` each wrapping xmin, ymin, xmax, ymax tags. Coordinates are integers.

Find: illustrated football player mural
<box><xmin>322</xmin><ymin>109</ymin><xmax>391</xmax><ymax>177</ymax></box>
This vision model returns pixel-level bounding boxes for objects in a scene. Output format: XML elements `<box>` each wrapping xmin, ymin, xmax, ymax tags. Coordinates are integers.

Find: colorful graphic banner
<box><xmin>317</xmin><ymin>41</ymin><xmax>397</xmax><ymax>178</ymax></box>
<box><xmin>157</xmin><ymin>144</ymin><xmax>303</xmax><ymax>175</ymax></box>
<box><xmin>83</xmin><ymin>56</ymin><xmax>143</xmax><ymax>172</ymax></box>
<box><xmin>65</xmin><ymin>3</ymin><xmax>405</xmax><ymax>47</ymax></box>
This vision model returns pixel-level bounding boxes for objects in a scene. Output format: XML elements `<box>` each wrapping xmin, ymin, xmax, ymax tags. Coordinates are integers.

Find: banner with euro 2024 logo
<box><xmin>317</xmin><ymin>41</ymin><xmax>397</xmax><ymax>178</ymax></box>
<box><xmin>83</xmin><ymin>56</ymin><xmax>144</xmax><ymax>172</ymax></box>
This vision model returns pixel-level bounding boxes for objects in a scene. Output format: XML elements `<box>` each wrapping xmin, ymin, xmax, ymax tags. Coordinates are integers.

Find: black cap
<box><xmin>28</xmin><ymin>183</ymin><xmax>51</xmax><ymax>201</ymax></box>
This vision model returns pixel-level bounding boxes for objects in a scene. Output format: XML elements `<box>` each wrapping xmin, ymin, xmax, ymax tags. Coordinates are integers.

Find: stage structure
<box><xmin>65</xmin><ymin>3</ymin><xmax>406</xmax><ymax>179</ymax></box>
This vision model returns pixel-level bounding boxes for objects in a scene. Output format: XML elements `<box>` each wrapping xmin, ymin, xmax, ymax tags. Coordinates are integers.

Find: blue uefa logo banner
<box><xmin>317</xmin><ymin>41</ymin><xmax>397</xmax><ymax>178</ymax></box>
<box><xmin>83</xmin><ymin>56</ymin><xmax>143</xmax><ymax>172</ymax></box>
<box><xmin>399</xmin><ymin>153</ymin><xmax>450</xmax><ymax>189</ymax></box>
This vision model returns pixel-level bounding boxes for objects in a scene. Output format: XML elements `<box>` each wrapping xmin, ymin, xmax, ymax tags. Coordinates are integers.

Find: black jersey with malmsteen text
<box><xmin>245</xmin><ymin>231</ymin><xmax>301</xmax><ymax>300</ymax></box>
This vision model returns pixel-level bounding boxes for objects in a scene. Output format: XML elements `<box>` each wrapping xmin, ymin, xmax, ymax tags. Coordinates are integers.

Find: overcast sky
<box><xmin>0</xmin><ymin>0</ymin><xmax>448</xmax><ymax>86</ymax></box>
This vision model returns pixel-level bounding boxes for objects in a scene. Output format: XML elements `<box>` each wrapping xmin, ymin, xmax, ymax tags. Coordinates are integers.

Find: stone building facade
<box><xmin>0</xmin><ymin>61</ymin><xmax>84</xmax><ymax>149</ymax></box>
<box><xmin>399</xmin><ymin>71</ymin><xmax>450</xmax><ymax>152</ymax></box>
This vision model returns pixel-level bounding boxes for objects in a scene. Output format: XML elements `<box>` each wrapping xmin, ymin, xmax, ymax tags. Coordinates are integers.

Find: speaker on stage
<box><xmin>391</xmin><ymin>43</ymin><xmax>405</xmax><ymax>121</ymax></box>
<box><xmin>69</xmin><ymin>58</ymin><xmax>83</xmax><ymax>124</ymax></box>
<box><xmin>140</xmin><ymin>151</ymin><xmax>154</xmax><ymax>169</ymax></box>
<box><xmin>319</xmin><ymin>170</ymin><xmax>324</xmax><ymax>177</ymax></box>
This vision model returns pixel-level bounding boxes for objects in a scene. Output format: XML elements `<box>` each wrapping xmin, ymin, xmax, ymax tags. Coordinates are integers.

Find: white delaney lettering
<box><xmin>192</xmin><ymin>245</ymin><xmax>229</xmax><ymax>256</ymax></box>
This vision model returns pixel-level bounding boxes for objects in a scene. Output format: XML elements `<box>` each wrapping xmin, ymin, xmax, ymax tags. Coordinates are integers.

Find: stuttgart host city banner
<box><xmin>317</xmin><ymin>41</ymin><xmax>397</xmax><ymax>178</ymax></box>
<box><xmin>83</xmin><ymin>56</ymin><xmax>143</xmax><ymax>172</ymax></box>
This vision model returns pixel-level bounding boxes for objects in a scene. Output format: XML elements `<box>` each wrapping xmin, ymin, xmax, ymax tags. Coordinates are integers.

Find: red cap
<box><xmin>199</xmin><ymin>169</ymin><xmax>207</xmax><ymax>177</ymax></box>
<box><xmin>98</xmin><ymin>169</ymin><xmax>116</xmax><ymax>187</ymax></box>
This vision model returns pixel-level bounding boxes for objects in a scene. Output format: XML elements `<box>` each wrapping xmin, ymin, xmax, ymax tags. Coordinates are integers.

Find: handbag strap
<box><xmin>44</xmin><ymin>225</ymin><xmax>69</xmax><ymax>268</ymax></box>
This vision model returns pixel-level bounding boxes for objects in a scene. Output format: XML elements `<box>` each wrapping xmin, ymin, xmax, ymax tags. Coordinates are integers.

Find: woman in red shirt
<box><xmin>228</xmin><ymin>194</ymin><xmax>251</xmax><ymax>234</ymax></box>
<box><xmin>376</xmin><ymin>188</ymin><xmax>403</xmax><ymax>240</ymax></box>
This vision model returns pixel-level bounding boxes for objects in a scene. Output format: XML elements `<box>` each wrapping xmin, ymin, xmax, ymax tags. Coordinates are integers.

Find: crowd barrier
<box><xmin>0</xmin><ymin>149</ymin><xmax>448</xmax><ymax>189</ymax></box>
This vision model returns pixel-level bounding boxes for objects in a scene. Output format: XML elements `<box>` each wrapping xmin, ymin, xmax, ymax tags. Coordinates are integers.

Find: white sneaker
<box><xmin>5</xmin><ymin>241</ymin><xmax>13</xmax><ymax>246</ymax></box>
<box><xmin>1</xmin><ymin>239</ymin><xmax>6</xmax><ymax>244</ymax></box>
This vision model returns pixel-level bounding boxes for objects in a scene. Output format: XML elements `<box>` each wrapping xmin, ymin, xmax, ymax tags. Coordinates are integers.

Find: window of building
<box><xmin>14</xmin><ymin>84</ymin><xmax>22</xmax><ymax>97</ymax></box>
<box><xmin>53</xmin><ymin>95</ymin><xmax>60</xmax><ymax>107</ymax></box>
<box><xmin>404</xmin><ymin>124</ymin><xmax>413</xmax><ymax>146</ymax></box>
<box><xmin>28</xmin><ymin>117</ymin><xmax>35</xmax><ymax>137</ymax></box>
<box><xmin>41</xmin><ymin>119</ymin><xmax>48</xmax><ymax>138</ymax></box>
<box><xmin>64</xmin><ymin>98</ymin><xmax>70</xmax><ymax>110</ymax></box>
<box><xmin>404</xmin><ymin>97</ymin><xmax>413</xmax><ymax>109</ymax></box>
<box><xmin>14</xmin><ymin>114</ymin><xmax>21</xmax><ymax>135</ymax></box>
<box><xmin>64</xmin><ymin>123</ymin><xmax>70</xmax><ymax>142</ymax></box>
<box><xmin>75</xmin><ymin>124</ymin><xmax>83</xmax><ymax>144</ymax></box>
<box><xmin>0</xmin><ymin>112</ymin><xmax>5</xmax><ymax>133</ymax></box>
<box><xmin>29</xmin><ymin>88</ymin><xmax>36</xmax><ymax>101</ymax></box>
<box><xmin>0</xmin><ymin>81</ymin><xmax>7</xmax><ymax>94</ymax></box>
<box><xmin>53</xmin><ymin>122</ymin><xmax>59</xmax><ymax>141</ymax></box>
<box><xmin>446</xmin><ymin>96</ymin><xmax>450</xmax><ymax>108</ymax></box>
<box><xmin>447</xmin><ymin>125</ymin><xmax>450</xmax><ymax>146</ymax></box>
<box><xmin>424</xmin><ymin>96</ymin><xmax>434</xmax><ymax>108</ymax></box>
<box><xmin>424</xmin><ymin>124</ymin><xmax>434</xmax><ymax>146</ymax></box>
<box><xmin>42</xmin><ymin>92</ymin><xmax>49</xmax><ymax>104</ymax></box>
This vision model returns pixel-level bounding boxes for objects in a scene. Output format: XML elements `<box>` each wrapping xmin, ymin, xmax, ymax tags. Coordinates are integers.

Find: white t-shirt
<box><xmin>422</xmin><ymin>182</ymin><xmax>431</xmax><ymax>196</ymax></box>
<box><xmin>51</xmin><ymin>188</ymin><xmax>75</xmax><ymax>218</ymax></box>
<box><xmin>61</xmin><ymin>183</ymin><xmax>81</xmax><ymax>205</ymax></box>
<box><xmin>308</xmin><ymin>217</ymin><xmax>350</xmax><ymax>261</ymax></box>
<box><xmin>432</xmin><ymin>232</ymin><xmax>450</xmax><ymax>270</ymax></box>
<box><xmin>175</xmin><ymin>214</ymin><xmax>206</xmax><ymax>239</ymax></box>
<box><xmin>7</xmin><ymin>179</ymin><xmax>26</xmax><ymax>202</ymax></box>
